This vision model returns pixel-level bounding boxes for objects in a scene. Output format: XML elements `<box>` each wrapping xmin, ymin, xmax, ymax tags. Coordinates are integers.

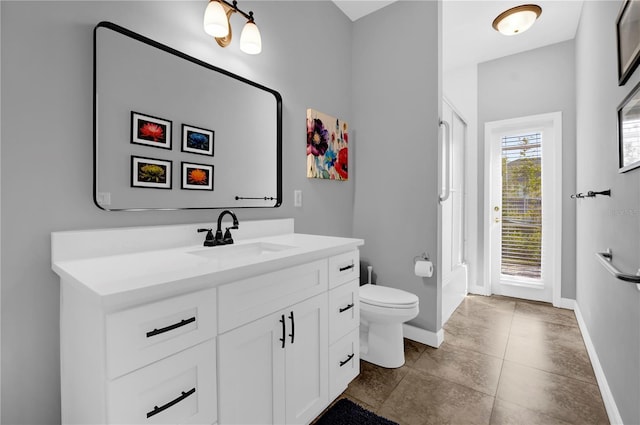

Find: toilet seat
<box><xmin>360</xmin><ymin>284</ymin><xmax>419</xmax><ymax>309</ymax></box>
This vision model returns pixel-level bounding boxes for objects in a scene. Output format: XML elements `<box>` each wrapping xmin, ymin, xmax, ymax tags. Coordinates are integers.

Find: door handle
<box><xmin>279</xmin><ymin>314</ymin><xmax>286</xmax><ymax>349</ymax></box>
<box><xmin>146</xmin><ymin>316</ymin><xmax>196</xmax><ymax>338</ymax></box>
<box><xmin>439</xmin><ymin>119</ymin><xmax>451</xmax><ymax>203</ymax></box>
<box><xmin>339</xmin><ymin>263</ymin><xmax>354</xmax><ymax>272</ymax></box>
<box><xmin>146</xmin><ymin>388</ymin><xmax>196</xmax><ymax>418</ymax></box>
<box><xmin>288</xmin><ymin>311</ymin><xmax>295</xmax><ymax>344</ymax></box>
<box><xmin>339</xmin><ymin>303</ymin><xmax>354</xmax><ymax>313</ymax></box>
<box><xmin>339</xmin><ymin>353</ymin><xmax>355</xmax><ymax>367</ymax></box>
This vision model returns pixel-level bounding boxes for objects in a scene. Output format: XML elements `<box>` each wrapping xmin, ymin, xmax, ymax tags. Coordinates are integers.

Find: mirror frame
<box><xmin>618</xmin><ymin>79</ymin><xmax>640</xmax><ymax>173</ymax></box>
<box><xmin>93</xmin><ymin>21</ymin><xmax>282</xmax><ymax>210</ymax></box>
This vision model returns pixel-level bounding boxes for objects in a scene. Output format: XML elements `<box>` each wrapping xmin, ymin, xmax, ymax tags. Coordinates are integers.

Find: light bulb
<box><xmin>240</xmin><ymin>20</ymin><xmax>262</xmax><ymax>54</ymax></box>
<box><xmin>204</xmin><ymin>0</ymin><xmax>229</xmax><ymax>38</ymax></box>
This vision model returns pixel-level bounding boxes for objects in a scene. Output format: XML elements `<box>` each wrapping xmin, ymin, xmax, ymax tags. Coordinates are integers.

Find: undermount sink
<box><xmin>188</xmin><ymin>241</ymin><xmax>295</xmax><ymax>262</ymax></box>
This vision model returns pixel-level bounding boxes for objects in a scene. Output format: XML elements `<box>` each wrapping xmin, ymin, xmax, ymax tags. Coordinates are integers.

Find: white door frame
<box><xmin>483</xmin><ymin>112</ymin><xmax>563</xmax><ymax>307</ymax></box>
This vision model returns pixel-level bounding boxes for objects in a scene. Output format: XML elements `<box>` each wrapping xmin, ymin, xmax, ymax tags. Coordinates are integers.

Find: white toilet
<box><xmin>359</xmin><ymin>284</ymin><xmax>419</xmax><ymax>368</ymax></box>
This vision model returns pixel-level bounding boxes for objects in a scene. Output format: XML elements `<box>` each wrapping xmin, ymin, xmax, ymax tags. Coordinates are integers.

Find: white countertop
<box><xmin>52</xmin><ymin>226</ymin><xmax>363</xmax><ymax>304</ymax></box>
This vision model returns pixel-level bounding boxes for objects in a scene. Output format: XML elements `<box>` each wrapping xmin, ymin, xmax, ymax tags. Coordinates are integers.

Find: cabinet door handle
<box><xmin>146</xmin><ymin>316</ymin><xmax>196</xmax><ymax>338</ymax></box>
<box><xmin>339</xmin><ymin>303</ymin><xmax>354</xmax><ymax>313</ymax></box>
<box><xmin>339</xmin><ymin>353</ymin><xmax>355</xmax><ymax>367</ymax></box>
<box><xmin>279</xmin><ymin>314</ymin><xmax>286</xmax><ymax>349</ymax></box>
<box><xmin>339</xmin><ymin>263</ymin><xmax>354</xmax><ymax>272</ymax></box>
<box><xmin>146</xmin><ymin>387</ymin><xmax>196</xmax><ymax>418</ymax></box>
<box><xmin>288</xmin><ymin>311</ymin><xmax>295</xmax><ymax>344</ymax></box>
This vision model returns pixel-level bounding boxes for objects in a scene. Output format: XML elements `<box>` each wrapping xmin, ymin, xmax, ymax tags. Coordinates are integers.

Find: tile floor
<box><xmin>339</xmin><ymin>295</ymin><xmax>610</xmax><ymax>425</ymax></box>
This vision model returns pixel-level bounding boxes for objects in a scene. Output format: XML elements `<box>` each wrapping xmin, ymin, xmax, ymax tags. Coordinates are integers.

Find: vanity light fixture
<box><xmin>203</xmin><ymin>0</ymin><xmax>262</xmax><ymax>54</ymax></box>
<box><xmin>492</xmin><ymin>4</ymin><xmax>542</xmax><ymax>36</ymax></box>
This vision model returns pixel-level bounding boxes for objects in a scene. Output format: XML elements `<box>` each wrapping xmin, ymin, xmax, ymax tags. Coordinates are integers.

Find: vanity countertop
<box><xmin>52</xmin><ymin>221</ymin><xmax>363</xmax><ymax>305</ymax></box>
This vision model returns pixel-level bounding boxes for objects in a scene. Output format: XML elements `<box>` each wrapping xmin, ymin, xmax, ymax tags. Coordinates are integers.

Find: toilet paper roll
<box><xmin>414</xmin><ymin>260</ymin><xmax>433</xmax><ymax>277</ymax></box>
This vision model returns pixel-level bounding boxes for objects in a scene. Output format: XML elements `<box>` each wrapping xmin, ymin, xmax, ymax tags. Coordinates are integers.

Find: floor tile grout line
<box><xmin>405</xmin><ymin>361</ymin><xmax>500</xmax><ymax>399</ymax></box>
<box><xmin>491</xmin><ymin>305</ymin><xmax>515</xmax><ymax>420</ymax></box>
<box><xmin>508</xmin><ymin>301</ymin><xmax>599</xmax><ymax>385</ymax></box>
<box><xmin>500</xmin><ymin>357</ymin><xmax>602</xmax><ymax>388</ymax></box>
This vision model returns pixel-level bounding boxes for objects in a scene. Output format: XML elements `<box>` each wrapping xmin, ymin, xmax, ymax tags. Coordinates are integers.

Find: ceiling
<box><xmin>332</xmin><ymin>0</ymin><xmax>397</xmax><ymax>21</ymax></box>
<box><xmin>332</xmin><ymin>0</ymin><xmax>585</xmax><ymax>72</ymax></box>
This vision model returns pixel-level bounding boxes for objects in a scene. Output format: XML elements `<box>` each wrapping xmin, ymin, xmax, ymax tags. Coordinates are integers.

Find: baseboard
<box><xmin>555</xmin><ymin>297</ymin><xmax>576</xmax><ymax>310</ymax></box>
<box><xmin>403</xmin><ymin>323</ymin><xmax>444</xmax><ymax>348</ymax></box>
<box><xmin>574</xmin><ymin>304</ymin><xmax>624</xmax><ymax>425</ymax></box>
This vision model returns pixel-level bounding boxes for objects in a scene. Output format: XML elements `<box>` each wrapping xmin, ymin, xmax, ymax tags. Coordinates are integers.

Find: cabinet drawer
<box><xmin>108</xmin><ymin>339</ymin><xmax>217</xmax><ymax>425</ymax></box>
<box><xmin>329</xmin><ymin>328</ymin><xmax>360</xmax><ymax>400</ymax></box>
<box><xmin>329</xmin><ymin>279</ymin><xmax>360</xmax><ymax>344</ymax></box>
<box><xmin>328</xmin><ymin>250</ymin><xmax>359</xmax><ymax>289</ymax></box>
<box><xmin>106</xmin><ymin>288</ymin><xmax>217</xmax><ymax>379</ymax></box>
<box><xmin>218</xmin><ymin>259</ymin><xmax>328</xmax><ymax>333</ymax></box>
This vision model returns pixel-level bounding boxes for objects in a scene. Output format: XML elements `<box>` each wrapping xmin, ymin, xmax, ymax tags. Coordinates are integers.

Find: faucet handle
<box><xmin>197</xmin><ymin>228</ymin><xmax>215</xmax><ymax>247</ymax></box>
<box><xmin>223</xmin><ymin>227</ymin><xmax>235</xmax><ymax>245</ymax></box>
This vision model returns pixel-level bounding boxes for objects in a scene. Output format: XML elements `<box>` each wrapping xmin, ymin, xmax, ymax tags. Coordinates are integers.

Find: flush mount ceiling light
<box><xmin>203</xmin><ymin>0</ymin><xmax>262</xmax><ymax>54</ymax></box>
<box><xmin>492</xmin><ymin>4</ymin><xmax>542</xmax><ymax>36</ymax></box>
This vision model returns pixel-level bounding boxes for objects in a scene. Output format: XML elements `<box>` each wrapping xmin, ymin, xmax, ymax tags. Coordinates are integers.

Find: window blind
<box><xmin>501</xmin><ymin>132</ymin><xmax>542</xmax><ymax>279</ymax></box>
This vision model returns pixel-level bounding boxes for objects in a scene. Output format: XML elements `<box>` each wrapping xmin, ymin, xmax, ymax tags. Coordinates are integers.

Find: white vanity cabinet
<box><xmin>217</xmin><ymin>259</ymin><xmax>329</xmax><ymax>425</ymax></box>
<box><xmin>59</xmin><ymin>286</ymin><xmax>218</xmax><ymax>425</ymax></box>
<box><xmin>217</xmin><ymin>251</ymin><xmax>361</xmax><ymax>424</ymax></box>
<box><xmin>218</xmin><ymin>293</ymin><xmax>328</xmax><ymax>424</ymax></box>
<box><xmin>327</xmin><ymin>251</ymin><xmax>361</xmax><ymax>399</ymax></box>
<box><xmin>52</xmin><ymin>221</ymin><xmax>364</xmax><ymax>425</ymax></box>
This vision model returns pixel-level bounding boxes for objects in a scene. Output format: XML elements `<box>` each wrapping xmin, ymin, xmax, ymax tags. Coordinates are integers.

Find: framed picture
<box><xmin>131</xmin><ymin>111</ymin><xmax>172</xmax><ymax>149</ymax></box>
<box><xmin>618</xmin><ymin>80</ymin><xmax>640</xmax><ymax>172</ymax></box>
<box><xmin>131</xmin><ymin>156</ymin><xmax>172</xmax><ymax>189</ymax></box>
<box><xmin>182</xmin><ymin>124</ymin><xmax>214</xmax><ymax>156</ymax></box>
<box><xmin>617</xmin><ymin>0</ymin><xmax>640</xmax><ymax>85</ymax></box>
<box><xmin>181</xmin><ymin>161</ymin><xmax>214</xmax><ymax>190</ymax></box>
<box><xmin>306</xmin><ymin>108</ymin><xmax>349</xmax><ymax>181</ymax></box>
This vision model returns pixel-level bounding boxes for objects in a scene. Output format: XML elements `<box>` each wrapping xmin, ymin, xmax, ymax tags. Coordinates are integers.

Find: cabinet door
<box><xmin>284</xmin><ymin>294</ymin><xmax>328</xmax><ymax>425</ymax></box>
<box><xmin>218</xmin><ymin>311</ymin><xmax>286</xmax><ymax>425</ymax></box>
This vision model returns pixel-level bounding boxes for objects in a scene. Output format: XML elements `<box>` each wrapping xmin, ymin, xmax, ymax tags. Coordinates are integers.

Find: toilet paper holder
<box><xmin>413</xmin><ymin>252</ymin><xmax>430</xmax><ymax>263</ymax></box>
<box><xmin>413</xmin><ymin>252</ymin><xmax>433</xmax><ymax>277</ymax></box>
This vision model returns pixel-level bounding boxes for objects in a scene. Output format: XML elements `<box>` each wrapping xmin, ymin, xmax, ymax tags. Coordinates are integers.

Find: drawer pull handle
<box><xmin>339</xmin><ymin>263</ymin><xmax>355</xmax><ymax>272</ymax></box>
<box><xmin>279</xmin><ymin>314</ymin><xmax>286</xmax><ymax>349</ymax></box>
<box><xmin>146</xmin><ymin>387</ymin><xmax>196</xmax><ymax>418</ymax></box>
<box><xmin>288</xmin><ymin>311</ymin><xmax>295</xmax><ymax>344</ymax></box>
<box><xmin>146</xmin><ymin>316</ymin><xmax>196</xmax><ymax>338</ymax></box>
<box><xmin>339</xmin><ymin>303</ymin><xmax>355</xmax><ymax>313</ymax></box>
<box><xmin>339</xmin><ymin>353</ymin><xmax>355</xmax><ymax>367</ymax></box>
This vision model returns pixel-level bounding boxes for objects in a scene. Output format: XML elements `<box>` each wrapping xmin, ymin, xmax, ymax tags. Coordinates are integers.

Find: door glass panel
<box><xmin>501</xmin><ymin>132</ymin><xmax>542</xmax><ymax>280</ymax></box>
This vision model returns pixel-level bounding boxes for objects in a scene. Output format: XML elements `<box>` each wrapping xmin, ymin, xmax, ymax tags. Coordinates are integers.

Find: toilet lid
<box><xmin>359</xmin><ymin>284</ymin><xmax>419</xmax><ymax>308</ymax></box>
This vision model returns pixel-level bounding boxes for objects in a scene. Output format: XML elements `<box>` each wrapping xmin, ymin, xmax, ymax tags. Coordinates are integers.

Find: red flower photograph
<box><xmin>131</xmin><ymin>111</ymin><xmax>172</xmax><ymax>149</ymax></box>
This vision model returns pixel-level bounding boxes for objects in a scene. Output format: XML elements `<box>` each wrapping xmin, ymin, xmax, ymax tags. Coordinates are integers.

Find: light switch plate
<box><xmin>294</xmin><ymin>190</ymin><xmax>302</xmax><ymax>207</ymax></box>
<box><xmin>97</xmin><ymin>192</ymin><xmax>111</xmax><ymax>206</ymax></box>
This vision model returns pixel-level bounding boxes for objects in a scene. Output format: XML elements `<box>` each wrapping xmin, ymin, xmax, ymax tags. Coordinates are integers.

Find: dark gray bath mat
<box><xmin>314</xmin><ymin>398</ymin><xmax>399</xmax><ymax>425</ymax></box>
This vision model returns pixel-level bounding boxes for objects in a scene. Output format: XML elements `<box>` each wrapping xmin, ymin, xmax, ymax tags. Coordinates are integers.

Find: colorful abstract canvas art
<box><xmin>306</xmin><ymin>109</ymin><xmax>348</xmax><ymax>180</ymax></box>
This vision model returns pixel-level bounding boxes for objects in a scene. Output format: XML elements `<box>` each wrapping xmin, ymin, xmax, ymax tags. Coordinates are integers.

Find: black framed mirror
<box><xmin>94</xmin><ymin>21</ymin><xmax>282</xmax><ymax>210</ymax></box>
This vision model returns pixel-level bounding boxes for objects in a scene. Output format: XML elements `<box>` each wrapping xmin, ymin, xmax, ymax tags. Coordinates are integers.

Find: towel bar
<box><xmin>595</xmin><ymin>249</ymin><xmax>640</xmax><ymax>291</ymax></box>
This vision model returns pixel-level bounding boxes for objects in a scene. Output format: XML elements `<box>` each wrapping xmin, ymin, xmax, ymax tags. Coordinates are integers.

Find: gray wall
<box><xmin>352</xmin><ymin>1</ymin><xmax>442</xmax><ymax>332</ymax></box>
<box><xmin>0</xmin><ymin>2</ymin><xmax>355</xmax><ymax>423</ymax></box>
<box><xmin>478</xmin><ymin>40</ymin><xmax>577</xmax><ymax>300</ymax></box>
<box><xmin>575</xmin><ymin>1</ymin><xmax>640</xmax><ymax>423</ymax></box>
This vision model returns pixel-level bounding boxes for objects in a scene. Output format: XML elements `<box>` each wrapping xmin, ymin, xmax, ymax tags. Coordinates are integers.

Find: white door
<box><xmin>284</xmin><ymin>294</ymin><xmax>328</xmax><ymax>425</ymax></box>
<box><xmin>218</xmin><ymin>310</ymin><xmax>287</xmax><ymax>425</ymax></box>
<box><xmin>485</xmin><ymin>112</ymin><xmax>562</xmax><ymax>304</ymax></box>
<box><xmin>440</xmin><ymin>99</ymin><xmax>468</xmax><ymax>324</ymax></box>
